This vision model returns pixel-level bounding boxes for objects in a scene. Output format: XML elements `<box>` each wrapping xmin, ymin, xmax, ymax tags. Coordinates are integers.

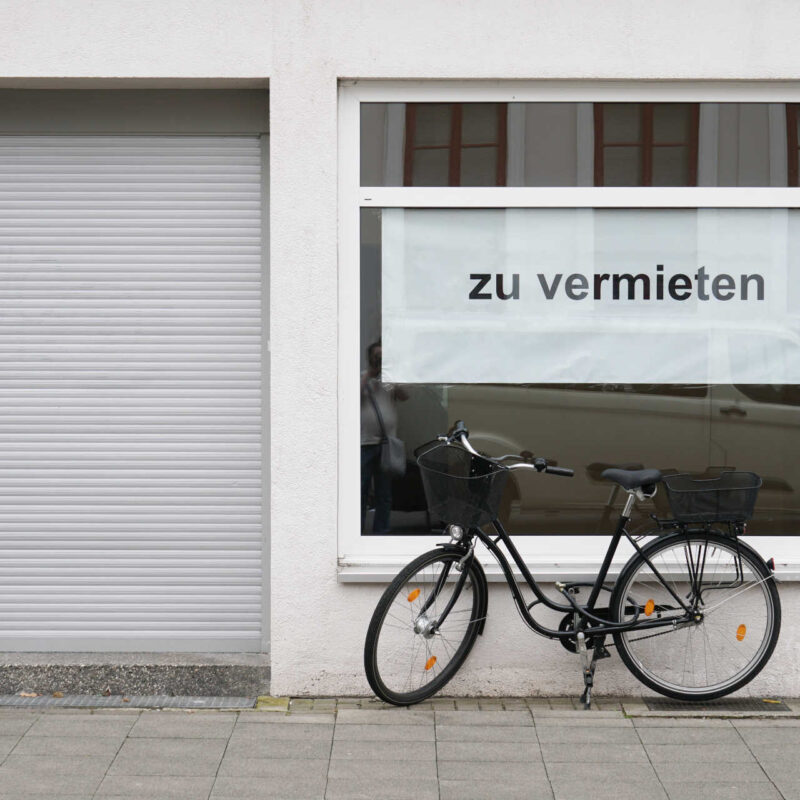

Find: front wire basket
<box><xmin>662</xmin><ymin>471</ymin><xmax>762</xmax><ymax>524</ymax></box>
<box><xmin>417</xmin><ymin>443</ymin><xmax>509</xmax><ymax>529</ymax></box>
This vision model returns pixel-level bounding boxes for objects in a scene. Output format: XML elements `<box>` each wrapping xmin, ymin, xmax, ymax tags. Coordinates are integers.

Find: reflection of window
<box><xmin>403</xmin><ymin>103</ymin><xmax>507</xmax><ymax>186</ymax></box>
<box><xmin>593</xmin><ymin>103</ymin><xmax>699</xmax><ymax>186</ymax></box>
<box><xmin>787</xmin><ymin>105</ymin><xmax>800</xmax><ymax>186</ymax></box>
<box><xmin>735</xmin><ymin>385</ymin><xmax>800</xmax><ymax>406</ymax></box>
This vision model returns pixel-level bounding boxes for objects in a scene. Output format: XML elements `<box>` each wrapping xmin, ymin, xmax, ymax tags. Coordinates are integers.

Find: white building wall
<box><xmin>2</xmin><ymin>0</ymin><xmax>800</xmax><ymax>694</ymax></box>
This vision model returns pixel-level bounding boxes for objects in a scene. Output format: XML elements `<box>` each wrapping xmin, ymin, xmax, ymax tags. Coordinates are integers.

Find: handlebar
<box><xmin>442</xmin><ymin>420</ymin><xmax>574</xmax><ymax>478</ymax></box>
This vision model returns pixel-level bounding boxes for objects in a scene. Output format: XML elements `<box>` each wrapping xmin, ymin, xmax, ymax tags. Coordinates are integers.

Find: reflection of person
<box><xmin>361</xmin><ymin>341</ymin><xmax>408</xmax><ymax>534</ymax></box>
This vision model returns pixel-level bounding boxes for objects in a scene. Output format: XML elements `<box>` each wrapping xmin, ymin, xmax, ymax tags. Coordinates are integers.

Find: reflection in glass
<box><xmin>603</xmin><ymin>102</ymin><xmax>641</xmax><ymax>143</ymax></box>
<box><xmin>652</xmin><ymin>146</ymin><xmax>689</xmax><ymax>186</ymax></box>
<box><xmin>360</xmin><ymin>101</ymin><xmax>791</xmax><ymax>188</ymax></box>
<box><xmin>602</xmin><ymin>146</ymin><xmax>641</xmax><ymax>186</ymax></box>
<box><xmin>359</xmin><ymin>207</ymin><xmax>800</xmax><ymax>536</ymax></box>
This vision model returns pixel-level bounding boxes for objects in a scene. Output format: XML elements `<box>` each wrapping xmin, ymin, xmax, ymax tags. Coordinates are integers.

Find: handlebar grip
<box><xmin>450</xmin><ymin>420</ymin><xmax>469</xmax><ymax>441</ymax></box>
<box><xmin>546</xmin><ymin>466</ymin><xmax>574</xmax><ymax>477</ymax></box>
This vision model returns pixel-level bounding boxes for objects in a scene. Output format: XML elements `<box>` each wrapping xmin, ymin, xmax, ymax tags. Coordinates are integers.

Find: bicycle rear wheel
<box><xmin>611</xmin><ymin>532</ymin><xmax>780</xmax><ymax>701</ymax></box>
<box><xmin>364</xmin><ymin>548</ymin><xmax>486</xmax><ymax>706</ymax></box>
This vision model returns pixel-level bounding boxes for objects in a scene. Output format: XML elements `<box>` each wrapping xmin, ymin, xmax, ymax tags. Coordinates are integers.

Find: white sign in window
<box><xmin>382</xmin><ymin>208</ymin><xmax>800</xmax><ymax>385</ymax></box>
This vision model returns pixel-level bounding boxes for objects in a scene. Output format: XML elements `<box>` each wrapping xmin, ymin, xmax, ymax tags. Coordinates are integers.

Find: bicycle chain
<box><xmin>606</xmin><ymin>623</ymin><xmax>690</xmax><ymax>647</ymax></box>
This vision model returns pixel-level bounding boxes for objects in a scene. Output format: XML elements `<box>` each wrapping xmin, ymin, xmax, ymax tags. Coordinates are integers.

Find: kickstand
<box><xmin>576</xmin><ymin>633</ymin><xmax>610</xmax><ymax>710</ymax></box>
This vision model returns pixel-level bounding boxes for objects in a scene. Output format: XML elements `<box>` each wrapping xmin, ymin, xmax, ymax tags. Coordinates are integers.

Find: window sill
<box><xmin>337</xmin><ymin>557</ymin><xmax>800</xmax><ymax>583</ymax></box>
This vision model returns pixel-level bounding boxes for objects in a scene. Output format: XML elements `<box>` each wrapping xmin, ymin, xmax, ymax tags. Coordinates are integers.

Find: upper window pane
<box><xmin>360</xmin><ymin>102</ymin><xmax>793</xmax><ymax>187</ymax></box>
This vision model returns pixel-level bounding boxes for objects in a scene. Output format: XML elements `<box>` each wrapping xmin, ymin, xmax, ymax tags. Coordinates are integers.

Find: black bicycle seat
<box><xmin>601</xmin><ymin>468</ymin><xmax>662</xmax><ymax>491</ymax></box>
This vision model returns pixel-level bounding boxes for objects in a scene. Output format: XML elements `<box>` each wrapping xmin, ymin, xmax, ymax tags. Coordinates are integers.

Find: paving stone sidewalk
<box><xmin>0</xmin><ymin>699</ymin><xmax>798</xmax><ymax>799</ymax></box>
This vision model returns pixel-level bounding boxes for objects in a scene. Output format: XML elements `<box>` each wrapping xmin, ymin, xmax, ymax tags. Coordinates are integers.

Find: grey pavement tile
<box><xmin>107</xmin><ymin>737</ymin><xmax>227</xmax><ymax>777</ymax></box>
<box><xmin>654</xmin><ymin>761</ymin><xmax>769</xmax><ymax>783</ymax></box>
<box><xmin>0</xmin><ymin>717</ymin><xmax>38</xmax><ymax>737</ymax></box>
<box><xmin>230</xmin><ymin>722</ymin><xmax>332</xmax><ymax>742</ymax></box>
<box><xmin>217</xmin><ymin>756</ymin><xmax>329</xmax><ymax>779</ymax></box>
<box><xmin>211</xmin><ymin>774</ymin><xmax>327</xmax><ymax>799</ymax></box>
<box><xmin>546</xmin><ymin>762</ymin><xmax>659</xmax><ymax>782</ymax></box>
<box><xmin>436</xmin><ymin>740</ymin><xmax>542</xmax><ymax>762</ymax></box>
<box><xmin>743</xmin><ymin>740</ymin><xmax>800</xmax><ymax>761</ymax></box>
<box><xmin>324</xmin><ymin>776</ymin><xmax>439</xmax><ymax>800</ymax></box>
<box><xmin>129</xmin><ymin>712</ymin><xmax>237</xmax><ymax>739</ymax></box>
<box><xmin>535</xmin><ymin>716</ymin><xmax>633</xmax><ymax>727</ymax></box>
<box><xmin>634</xmin><ymin>717</ymin><xmax>740</xmax><ymax>727</ymax></box>
<box><xmin>774</xmin><ymin>782</ymin><xmax>800</xmax><ymax>800</ymax></box>
<box><xmin>0</xmin><ymin>736</ymin><xmax>19</xmax><ymax>758</ymax></box>
<box><xmin>335</xmin><ymin>709</ymin><xmax>433</xmax><ymax>725</ymax></box>
<box><xmin>551</xmin><ymin>777</ymin><xmax>667</xmax><ymax>800</ymax></box>
<box><xmin>661</xmin><ymin>782</ymin><xmax>782</xmax><ymax>800</ymax></box>
<box><xmin>238</xmin><ymin>712</ymin><xmax>335</xmax><ymax>725</ymax></box>
<box><xmin>733</xmin><ymin>718</ymin><xmax>800</xmax><ymax>727</ymax></box>
<box><xmin>223</xmin><ymin>737</ymin><xmax>333</xmax><ymax>760</ymax></box>
<box><xmin>0</xmin><ymin>771</ymin><xmax>104</xmax><ymax>795</ymax></box>
<box><xmin>435</xmin><ymin>710</ymin><xmax>533</xmax><ymax>727</ymax></box>
<box><xmin>95</xmin><ymin>774</ymin><xmax>216</xmax><ymax>799</ymax></box>
<box><xmin>0</xmin><ymin>754</ymin><xmax>113</xmax><ymax>776</ymax></box>
<box><xmin>11</xmin><ymin>734</ymin><xmax>122</xmax><ymax>756</ymax></box>
<box><xmin>537</xmin><ymin>725</ymin><xmax>640</xmax><ymax>743</ymax></box>
<box><xmin>330</xmin><ymin>739</ymin><xmax>435</xmax><ymax>761</ymax></box>
<box><xmin>439</xmin><ymin>778</ymin><xmax>554</xmax><ymax>800</ymax></box>
<box><xmin>758</xmin><ymin>761</ymin><xmax>800</xmax><ymax>784</ymax></box>
<box><xmin>326</xmin><ymin>759</ymin><xmax>438</xmax><ymax>781</ymax></box>
<box><xmin>541</xmin><ymin>742</ymin><xmax>648</xmax><ymax>763</ymax></box>
<box><xmin>636</xmin><ymin>725</ymin><xmax>740</xmax><ymax>744</ymax></box>
<box><xmin>218</xmin><ymin>754</ymin><xmax>331</xmax><ymax>778</ymax></box>
<box><xmin>532</xmin><ymin>709</ymin><xmax>625</xmax><ymax>719</ymax></box>
<box><xmin>435</xmin><ymin>723</ymin><xmax>537</xmax><ymax>742</ymax></box>
<box><xmin>436</xmin><ymin>760</ymin><xmax>548</xmax><ymax>781</ymax></box>
<box><xmin>25</xmin><ymin>715</ymin><xmax>135</xmax><ymax>738</ymax></box>
<box><xmin>737</xmin><ymin>726</ymin><xmax>800</xmax><ymax>744</ymax></box>
<box><xmin>644</xmin><ymin>742</ymin><xmax>755</xmax><ymax>763</ymax></box>
<box><xmin>334</xmin><ymin>723</ymin><xmax>434</xmax><ymax>742</ymax></box>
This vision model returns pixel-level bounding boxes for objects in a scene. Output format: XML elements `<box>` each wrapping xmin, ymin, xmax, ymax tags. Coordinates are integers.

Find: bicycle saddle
<box><xmin>601</xmin><ymin>468</ymin><xmax>662</xmax><ymax>491</ymax></box>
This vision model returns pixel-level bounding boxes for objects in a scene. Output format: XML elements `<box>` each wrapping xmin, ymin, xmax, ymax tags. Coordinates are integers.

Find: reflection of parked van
<box><xmin>402</xmin><ymin>382</ymin><xmax>798</xmax><ymax>535</ymax></box>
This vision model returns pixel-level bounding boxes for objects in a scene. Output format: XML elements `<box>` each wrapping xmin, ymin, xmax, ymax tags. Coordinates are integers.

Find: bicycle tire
<box><xmin>364</xmin><ymin>548</ymin><xmax>486</xmax><ymax>706</ymax></box>
<box><xmin>611</xmin><ymin>531</ymin><xmax>780</xmax><ymax>701</ymax></box>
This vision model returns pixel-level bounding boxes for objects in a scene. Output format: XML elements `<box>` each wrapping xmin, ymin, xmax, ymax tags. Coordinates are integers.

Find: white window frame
<box><xmin>338</xmin><ymin>80</ymin><xmax>800</xmax><ymax>583</ymax></box>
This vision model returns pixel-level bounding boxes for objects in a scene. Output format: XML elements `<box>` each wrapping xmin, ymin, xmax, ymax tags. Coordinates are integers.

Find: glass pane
<box><xmin>413</xmin><ymin>103</ymin><xmax>452</xmax><ymax>147</ymax></box>
<box><xmin>411</xmin><ymin>148</ymin><xmax>450</xmax><ymax>186</ymax></box>
<box><xmin>460</xmin><ymin>146</ymin><xmax>498</xmax><ymax>186</ymax></box>
<box><xmin>652</xmin><ymin>145</ymin><xmax>690</xmax><ymax>186</ymax></box>
<box><xmin>653</xmin><ymin>103</ymin><xmax>692</xmax><ymax>143</ymax></box>
<box><xmin>361</xmin><ymin>207</ymin><xmax>800</xmax><ymax>535</ymax></box>
<box><xmin>360</xmin><ymin>102</ymin><xmax>787</xmax><ymax>187</ymax></box>
<box><xmin>603</xmin><ymin>103</ymin><xmax>641</xmax><ymax>143</ymax></box>
<box><xmin>602</xmin><ymin>146</ymin><xmax>641</xmax><ymax>185</ymax></box>
<box><xmin>462</xmin><ymin>103</ymin><xmax>499</xmax><ymax>145</ymax></box>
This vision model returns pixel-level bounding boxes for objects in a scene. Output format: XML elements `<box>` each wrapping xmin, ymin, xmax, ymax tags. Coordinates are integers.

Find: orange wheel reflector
<box><xmin>644</xmin><ymin>599</ymin><xmax>655</xmax><ymax>617</ymax></box>
<box><xmin>737</xmin><ymin>624</ymin><xmax>747</xmax><ymax>641</ymax></box>
<box><xmin>407</xmin><ymin>589</ymin><xmax>420</xmax><ymax>602</ymax></box>
<box><xmin>425</xmin><ymin>656</ymin><xmax>437</xmax><ymax>671</ymax></box>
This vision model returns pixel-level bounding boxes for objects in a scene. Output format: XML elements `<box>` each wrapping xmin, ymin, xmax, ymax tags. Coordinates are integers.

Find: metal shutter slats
<box><xmin>0</xmin><ymin>135</ymin><xmax>262</xmax><ymax>651</ymax></box>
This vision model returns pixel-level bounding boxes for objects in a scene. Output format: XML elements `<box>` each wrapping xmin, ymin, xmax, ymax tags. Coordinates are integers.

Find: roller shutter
<box><xmin>0</xmin><ymin>135</ymin><xmax>263</xmax><ymax>651</ymax></box>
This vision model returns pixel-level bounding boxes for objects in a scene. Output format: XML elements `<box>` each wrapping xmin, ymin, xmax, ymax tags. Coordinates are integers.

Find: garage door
<box><xmin>0</xmin><ymin>133</ymin><xmax>264</xmax><ymax>651</ymax></box>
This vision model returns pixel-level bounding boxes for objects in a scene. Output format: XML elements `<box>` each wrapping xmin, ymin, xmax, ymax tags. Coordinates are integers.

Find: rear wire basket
<box><xmin>417</xmin><ymin>444</ymin><xmax>509</xmax><ymax>529</ymax></box>
<box><xmin>662</xmin><ymin>471</ymin><xmax>762</xmax><ymax>524</ymax></box>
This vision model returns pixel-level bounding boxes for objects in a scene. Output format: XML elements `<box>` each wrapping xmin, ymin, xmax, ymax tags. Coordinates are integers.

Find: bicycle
<box><xmin>363</xmin><ymin>421</ymin><xmax>781</xmax><ymax>708</ymax></box>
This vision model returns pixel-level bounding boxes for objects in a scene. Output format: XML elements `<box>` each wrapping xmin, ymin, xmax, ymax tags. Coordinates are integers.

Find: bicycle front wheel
<box><xmin>611</xmin><ymin>532</ymin><xmax>780</xmax><ymax>701</ymax></box>
<box><xmin>364</xmin><ymin>548</ymin><xmax>486</xmax><ymax>706</ymax></box>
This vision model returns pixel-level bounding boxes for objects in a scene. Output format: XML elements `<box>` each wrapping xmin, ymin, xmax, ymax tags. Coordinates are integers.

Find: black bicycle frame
<box><xmin>465</xmin><ymin>509</ymin><xmax>695</xmax><ymax>641</ymax></box>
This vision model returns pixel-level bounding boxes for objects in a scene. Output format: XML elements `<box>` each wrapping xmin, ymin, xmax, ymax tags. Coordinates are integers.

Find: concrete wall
<box><xmin>3</xmin><ymin>0</ymin><xmax>800</xmax><ymax>695</ymax></box>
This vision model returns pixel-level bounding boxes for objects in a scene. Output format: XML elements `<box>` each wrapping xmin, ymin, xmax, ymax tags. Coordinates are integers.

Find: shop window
<box><xmin>593</xmin><ymin>103</ymin><xmax>699</xmax><ymax>186</ymax></box>
<box><xmin>403</xmin><ymin>103</ymin><xmax>508</xmax><ymax>186</ymax></box>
